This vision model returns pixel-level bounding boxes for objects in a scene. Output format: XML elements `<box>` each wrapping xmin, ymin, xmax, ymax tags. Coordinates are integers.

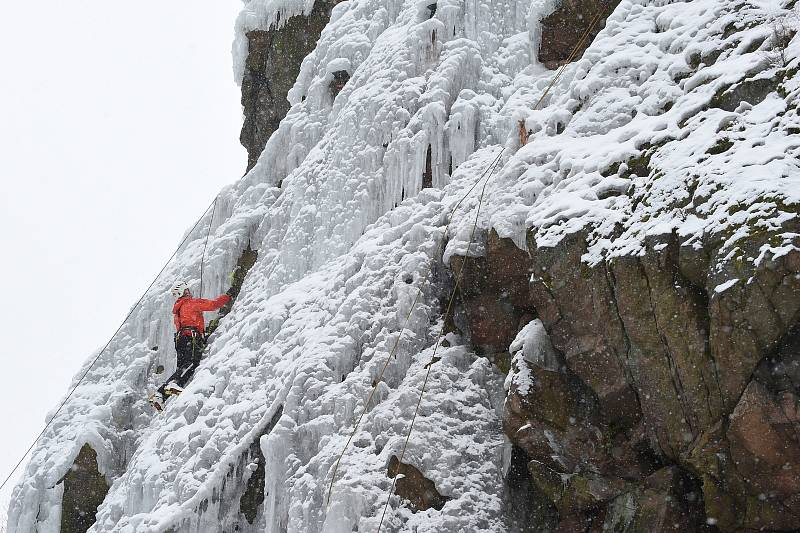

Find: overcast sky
<box><xmin>0</xmin><ymin>1</ymin><xmax>245</xmax><ymax>515</ymax></box>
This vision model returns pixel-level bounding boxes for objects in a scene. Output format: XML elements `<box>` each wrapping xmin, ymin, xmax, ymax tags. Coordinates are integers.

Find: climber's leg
<box><xmin>158</xmin><ymin>333</ymin><xmax>195</xmax><ymax>397</ymax></box>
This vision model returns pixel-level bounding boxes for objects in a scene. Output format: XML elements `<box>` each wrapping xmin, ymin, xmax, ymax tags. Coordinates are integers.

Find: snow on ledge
<box><xmin>713</xmin><ymin>278</ymin><xmax>739</xmax><ymax>294</ymax></box>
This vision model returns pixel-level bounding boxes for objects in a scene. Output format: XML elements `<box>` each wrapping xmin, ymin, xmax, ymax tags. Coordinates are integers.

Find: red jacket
<box><xmin>173</xmin><ymin>294</ymin><xmax>231</xmax><ymax>335</ymax></box>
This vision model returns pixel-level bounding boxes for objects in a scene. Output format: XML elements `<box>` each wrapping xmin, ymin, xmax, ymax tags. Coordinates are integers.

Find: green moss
<box><xmin>707</xmin><ymin>86</ymin><xmax>728</xmax><ymax>110</ymax></box>
<box><xmin>728</xmin><ymin>195</ymin><xmax>800</xmax><ymax>216</ymax></box>
<box><xmin>491</xmin><ymin>352</ymin><xmax>512</xmax><ymax>375</ymax></box>
<box><xmin>240</xmin><ymin>449</ymin><xmax>265</xmax><ymax>524</ymax></box>
<box><xmin>527</xmin><ymin>461</ymin><xmax>565</xmax><ymax>507</ymax></box>
<box><xmin>710</xmin><ymin>77</ymin><xmax>779</xmax><ymax>112</ymax></box>
<box><xmin>580</xmin><ymin>263</ymin><xmax>594</xmax><ymax>280</ymax></box>
<box><xmin>710</xmin><ymin>195</ymin><xmax>799</xmax><ymax>273</ymax></box>
<box><xmin>559</xmin><ymin>474</ymin><xmax>590</xmax><ymax>510</ymax></box>
<box><xmin>239</xmin><ymin>406</ymin><xmax>282</xmax><ymax>523</ymax></box>
<box><xmin>539</xmin><ymin>269</ymin><xmax>553</xmax><ymax>287</ymax></box>
<box><xmin>706</xmin><ymin>138</ymin><xmax>734</xmax><ymax>155</ymax></box>
<box><xmin>601</xmin><ymin>161</ymin><xmax>622</xmax><ymax>178</ymax></box>
<box><xmin>207</xmin><ymin>243</ymin><xmax>258</xmax><ymax>336</ymax></box>
<box><xmin>702</xmin><ymin>48</ymin><xmax>725</xmax><ymax>66</ymax></box>
<box><xmin>600</xmin><ymin>147</ymin><xmax>654</xmax><ymax>179</ymax></box>
<box><xmin>672</xmin><ymin>70</ymin><xmax>693</xmax><ymax>84</ymax></box>
<box><xmin>720</xmin><ymin>12</ymin><xmax>759</xmax><ymax>40</ymax></box>
<box><xmin>776</xmin><ymin>66</ymin><xmax>800</xmax><ymax>98</ymax></box>
<box><xmin>772</xmin><ymin>196</ymin><xmax>800</xmax><ymax>213</ymax></box>
<box><xmin>60</xmin><ymin>445</ymin><xmax>109</xmax><ymax>533</ymax></box>
<box><xmin>722</xmin><ymin>22</ymin><xmax>738</xmax><ymax>39</ymax></box>
<box><xmin>627</xmin><ymin>153</ymin><xmax>652</xmax><ymax>177</ymax></box>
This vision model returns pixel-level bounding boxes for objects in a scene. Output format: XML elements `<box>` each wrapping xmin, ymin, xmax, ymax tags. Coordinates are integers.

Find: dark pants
<box><xmin>158</xmin><ymin>332</ymin><xmax>205</xmax><ymax>396</ymax></box>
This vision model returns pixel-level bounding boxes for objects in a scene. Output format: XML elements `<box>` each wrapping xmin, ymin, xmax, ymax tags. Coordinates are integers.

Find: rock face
<box><xmin>450</xmin><ymin>232</ymin><xmax>537</xmax><ymax>373</ymax></box>
<box><xmin>60</xmin><ymin>445</ymin><xmax>109</xmax><ymax>533</ymax></box>
<box><xmin>238</xmin><ymin>405</ymin><xmax>283</xmax><ymax>526</ymax></box>
<box><xmin>538</xmin><ymin>0</ymin><xmax>620</xmax><ymax>69</ymax></box>
<box><xmin>455</xmin><ymin>220</ymin><xmax>800</xmax><ymax>531</ymax></box>
<box><xmin>240</xmin><ymin>1</ymin><xmax>342</xmax><ymax>170</ymax></box>
<box><xmin>387</xmin><ymin>455</ymin><xmax>450</xmax><ymax>512</ymax></box>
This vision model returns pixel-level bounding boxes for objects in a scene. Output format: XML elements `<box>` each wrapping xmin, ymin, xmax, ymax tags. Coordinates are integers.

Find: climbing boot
<box><xmin>148</xmin><ymin>393</ymin><xmax>165</xmax><ymax>412</ymax></box>
<box><xmin>164</xmin><ymin>383</ymin><xmax>184</xmax><ymax>396</ymax></box>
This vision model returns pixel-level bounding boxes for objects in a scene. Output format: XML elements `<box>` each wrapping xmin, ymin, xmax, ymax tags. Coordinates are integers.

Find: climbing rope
<box><xmin>0</xmin><ymin>196</ymin><xmax>220</xmax><ymax>494</ymax></box>
<box><xmin>0</xmin><ymin>0</ymin><xmax>610</xmax><ymax>511</ymax></box>
<box><xmin>373</xmin><ymin>6</ymin><xmax>612</xmax><ymax>530</ymax></box>
<box><xmin>376</xmin><ymin>153</ymin><xmax>501</xmax><ymax>531</ymax></box>
<box><xmin>199</xmin><ymin>196</ymin><xmax>219</xmax><ymax>298</ymax></box>
<box><xmin>328</xmin><ymin>5</ymin><xmax>609</xmax><ymax>513</ymax></box>
<box><xmin>530</xmin><ymin>6</ymin><xmax>607</xmax><ymax>112</ymax></box>
<box><xmin>325</xmin><ymin>148</ymin><xmax>506</xmax><ymax>507</ymax></box>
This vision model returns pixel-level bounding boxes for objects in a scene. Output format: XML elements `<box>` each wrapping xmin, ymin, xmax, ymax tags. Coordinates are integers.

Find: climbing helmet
<box><xmin>170</xmin><ymin>280</ymin><xmax>190</xmax><ymax>298</ymax></box>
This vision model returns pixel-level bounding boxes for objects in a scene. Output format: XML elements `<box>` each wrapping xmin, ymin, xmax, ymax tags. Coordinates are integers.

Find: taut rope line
<box><xmin>0</xmin><ymin>196</ymin><xmax>219</xmax><ymax>494</ymax></box>
<box><xmin>325</xmin><ymin>148</ymin><xmax>506</xmax><ymax>507</ymax></box>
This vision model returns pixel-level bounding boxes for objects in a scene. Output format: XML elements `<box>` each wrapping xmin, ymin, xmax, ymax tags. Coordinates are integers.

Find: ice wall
<box><xmin>9</xmin><ymin>0</ymin><xmax>547</xmax><ymax>530</ymax></box>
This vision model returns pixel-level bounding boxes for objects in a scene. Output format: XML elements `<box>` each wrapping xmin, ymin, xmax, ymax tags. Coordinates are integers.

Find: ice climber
<box><xmin>149</xmin><ymin>281</ymin><xmax>232</xmax><ymax>411</ymax></box>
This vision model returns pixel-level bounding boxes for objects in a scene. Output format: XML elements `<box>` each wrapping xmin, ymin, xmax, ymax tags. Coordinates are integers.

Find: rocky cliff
<box><xmin>238</xmin><ymin>0</ymin><xmax>345</xmax><ymax>170</ymax></box>
<box><xmin>7</xmin><ymin>0</ymin><xmax>800</xmax><ymax>532</ymax></box>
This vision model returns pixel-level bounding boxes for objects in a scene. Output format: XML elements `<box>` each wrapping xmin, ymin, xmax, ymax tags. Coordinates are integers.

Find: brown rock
<box><xmin>708</xmin><ymin>240</ymin><xmax>800</xmax><ymax>413</ymax></box>
<box><xmin>528</xmin><ymin>459</ymin><xmax>630</xmax><ymax>515</ymax></box>
<box><xmin>528</xmin><ymin>230</ymin><xmax>640</xmax><ymax>433</ymax></box>
<box><xmin>610</xmin><ymin>253</ymin><xmax>690</xmax><ymax>458</ymax></box>
<box><xmin>240</xmin><ymin>1</ymin><xmax>345</xmax><ymax>170</ymax></box>
<box><xmin>60</xmin><ymin>444</ymin><xmax>109</xmax><ymax>533</ymax></box>
<box><xmin>609</xmin><ymin>234</ymin><xmax>724</xmax><ymax>459</ymax></box>
<box><xmin>553</xmin><ymin>512</ymin><xmax>606</xmax><ymax>533</ymax></box>
<box><xmin>504</xmin><ymin>356</ymin><xmax>609</xmax><ymax>475</ymax></box>
<box><xmin>682</xmin><ymin>421</ymin><xmax>746</xmax><ymax>531</ymax></box>
<box><xmin>387</xmin><ymin>455</ymin><xmax>449</xmax><ymax>512</ymax></box>
<box><xmin>603</xmin><ymin>467</ymin><xmax>704</xmax><ymax>532</ymax></box>
<box><xmin>456</xmin><ymin>211</ymin><xmax>800</xmax><ymax>531</ymax></box>
<box><xmin>538</xmin><ymin>0</ymin><xmax>622</xmax><ymax>70</ymax></box>
<box><xmin>504</xmin><ymin>445</ymin><xmax>560</xmax><ymax>531</ymax></box>
<box><xmin>451</xmin><ymin>230</ymin><xmax>535</xmax><ymax>354</ymax></box>
<box><xmin>485</xmin><ymin>231</ymin><xmax>534</xmax><ymax>309</ymax></box>
<box><xmin>728</xmin><ymin>381</ymin><xmax>800</xmax><ymax>500</ymax></box>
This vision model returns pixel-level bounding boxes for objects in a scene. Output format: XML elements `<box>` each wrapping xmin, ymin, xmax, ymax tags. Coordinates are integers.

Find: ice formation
<box><xmin>8</xmin><ymin>0</ymin><xmax>800</xmax><ymax>531</ymax></box>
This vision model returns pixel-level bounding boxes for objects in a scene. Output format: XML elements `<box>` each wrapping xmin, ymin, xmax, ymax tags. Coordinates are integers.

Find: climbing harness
<box><xmin>177</xmin><ymin>325</ymin><xmax>204</xmax><ymax>341</ymax></box>
<box><xmin>0</xmin><ymin>196</ymin><xmax>220</xmax><ymax>493</ymax></box>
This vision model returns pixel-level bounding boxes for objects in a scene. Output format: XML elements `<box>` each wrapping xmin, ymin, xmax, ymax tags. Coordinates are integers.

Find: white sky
<box><xmin>0</xmin><ymin>0</ymin><xmax>245</xmax><ymax>516</ymax></box>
